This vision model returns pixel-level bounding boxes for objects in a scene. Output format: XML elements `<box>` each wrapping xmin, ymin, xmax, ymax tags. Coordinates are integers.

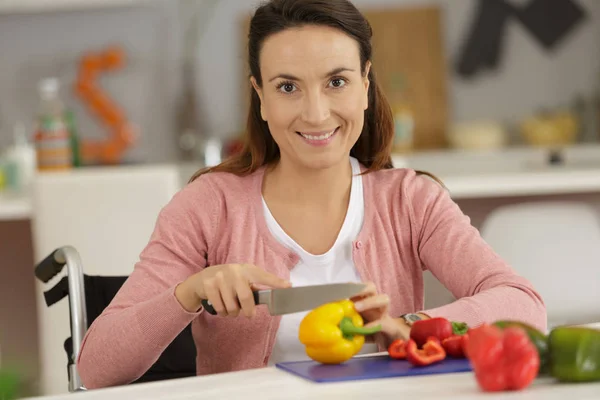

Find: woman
<box><xmin>77</xmin><ymin>0</ymin><xmax>546</xmax><ymax>389</ymax></box>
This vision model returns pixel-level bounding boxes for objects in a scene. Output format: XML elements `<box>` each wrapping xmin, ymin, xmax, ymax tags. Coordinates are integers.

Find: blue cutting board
<box><xmin>276</xmin><ymin>354</ymin><xmax>472</xmax><ymax>383</ymax></box>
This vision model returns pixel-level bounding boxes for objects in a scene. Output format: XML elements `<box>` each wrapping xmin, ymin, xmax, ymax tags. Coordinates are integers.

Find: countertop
<box><xmin>3</xmin><ymin>144</ymin><xmax>600</xmax><ymax>221</ymax></box>
<box><xmin>392</xmin><ymin>143</ymin><xmax>600</xmax><ymax>199</ymax></box>
<box><xmin>420</xmin><ymin>167</ymin><xmax>600</xmax><ymax>199</ymax></box>
<box><xmin>0</xmin><ymin>190</ymin><xmax>31</xmax><ymax>221</ymax></box>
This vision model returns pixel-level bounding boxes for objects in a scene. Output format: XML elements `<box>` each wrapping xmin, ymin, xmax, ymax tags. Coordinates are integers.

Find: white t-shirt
<box><xmin>263</xmin><ymin>157</ymin><xmax>378</xmax><ymax>365</ymax></box>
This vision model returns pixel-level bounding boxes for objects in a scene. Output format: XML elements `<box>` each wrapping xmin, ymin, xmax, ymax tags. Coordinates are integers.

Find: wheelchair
<box><xmin>34</xmin><ymin>246</ymin><xmax>196</xmax><ymax>393</ymax></box>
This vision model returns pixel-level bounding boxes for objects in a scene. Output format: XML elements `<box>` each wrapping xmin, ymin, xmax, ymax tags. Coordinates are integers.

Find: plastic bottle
<box><xmin>2</xmin><ymin>123</ymin><xmax>36</xmax><ymax>192</ymax></box>
<box><xmin>64</xmin><ymin>110</ymin><xmax>81</xmax><ymax>167</ymax></box>
<box><xmin>33</xmin><ymin>78</ymin><xmax>72</xmax><ymax>171</ymax></box>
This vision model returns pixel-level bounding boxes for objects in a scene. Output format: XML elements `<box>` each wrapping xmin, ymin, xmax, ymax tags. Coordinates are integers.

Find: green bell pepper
<box><xmin>548</xmin><ymin>326</ymin><xmax>600</xmax><ymax>382</ymax></box>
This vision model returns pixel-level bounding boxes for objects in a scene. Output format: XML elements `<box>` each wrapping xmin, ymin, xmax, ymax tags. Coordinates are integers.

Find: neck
<box><xmin>263</xmin><ymin>157</ymin><xmax>353</xmax><ymax>208</ymax></box>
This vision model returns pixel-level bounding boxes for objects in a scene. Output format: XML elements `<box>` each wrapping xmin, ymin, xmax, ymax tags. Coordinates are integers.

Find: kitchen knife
<box><xmin>200</xmin><ymin>282</ymin><xmax>366</xmax><ymax>316</ymax></box>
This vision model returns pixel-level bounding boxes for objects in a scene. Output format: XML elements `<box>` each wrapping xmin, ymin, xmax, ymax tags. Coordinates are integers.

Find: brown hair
<box><xmin>189</xmin><ymin>0</ymin><xmax>443</xmax><ymax>188</ymax></box>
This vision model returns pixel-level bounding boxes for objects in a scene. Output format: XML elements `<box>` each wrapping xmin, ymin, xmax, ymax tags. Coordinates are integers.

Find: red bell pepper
<box><xmin>388</xmin><ymin>339</ymin><xmax>407</xmax><ymax>359</ymax></box>
<box><xmin>442</xmin><ymin>334</ymin><xmax>469</xmax><ymax>358</ymax></box>
<box><xmin>406</xmin><ymin>337</ymin><xmax>446</xmax><ymax>366</ymax></box>
<box><xmin>409</xmin><ymin>317</ymin><xmax>468</xmax><ymax>347</ymax></box>
<box><xmin>425</xmin><ymin>335</ymin><xmax>440</xmax><ymax>344</ymax></box>
<box><xmin>465</xmin><ymin>324</ymin><xmax>539</xmax><ymax>392</ymax></box>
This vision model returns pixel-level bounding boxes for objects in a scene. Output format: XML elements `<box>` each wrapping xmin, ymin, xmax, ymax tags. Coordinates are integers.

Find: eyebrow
<box><xmin>268</xmin><ymin>67</ymin><xmax>355</xmax><ymax>82</ymax></box>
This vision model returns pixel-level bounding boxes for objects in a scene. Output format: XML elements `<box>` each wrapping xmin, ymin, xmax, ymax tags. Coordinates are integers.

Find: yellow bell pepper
<box><xmin>298</xmin><ymin>299</ymin><xmax>382</xmax><ymax>364</ymax></box>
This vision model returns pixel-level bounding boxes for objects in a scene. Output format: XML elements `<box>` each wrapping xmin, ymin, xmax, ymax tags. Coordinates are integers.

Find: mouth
<box><xmin>296</xmin><ymin>127</ymin><xmax>340</xmax><ymax>142</ymax></box>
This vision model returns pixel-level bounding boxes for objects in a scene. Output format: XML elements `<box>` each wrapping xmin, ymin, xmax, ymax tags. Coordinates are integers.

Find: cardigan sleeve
<box><xmin>76</xmin><ymin>175</ymin><xmax>219</xmax><ymax>389</ymax></box>
<box><xmin>405</xmin><ymin>172</ymin><xmax>547</xmax><ymax>332</ymax></box>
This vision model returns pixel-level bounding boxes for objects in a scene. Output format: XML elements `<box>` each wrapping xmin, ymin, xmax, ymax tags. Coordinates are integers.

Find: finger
<box><xmin>217</xmin><ymin>273</ymin><xmax>240</xmax><ymax>317</ymax></box>
<box><xmin>203</xmin><ymin>279</ymin><xmax>226</xmax><ymax>316</ymax></box>
<box><xmin>250</xmin><ymin>283</ymin><xmax>261</xmax><ymax>291</ymax></box>
<box><xmin>366</xmin><ymin>317</ymin><xmax>410</xmax><ymax>341</ymax></box>
<box><xmin>235</xmin><ymin>280</ymin><xmax>256</xmax><ymax>318</ymax></box>
<box><xmin>363</xmin><ymin>319</ymin><xmax>385</xmax><ymax>346</ymax></box>
<box><xmin>364</xmin><ymin>318</ymin><xmax>395</xmax><ymax>338</ymax></box>
<box><xmin>351</xmin><ymin>281</ymin><xmax>377</xmax><ymax>301</ymax></box>
<box><xmin>354</xmin><ymin>294</ymin><xmax>390</xmax><ymax>312</ymax></box>
<box><xmin>364</xmin><ymin>319</ymin><xmax>384</xmax><ymax>329</ymax></box>
<box><xmin>247</xmin><ymin>265</ymin><xmax>291</xmax><ymax>289</ymax></box>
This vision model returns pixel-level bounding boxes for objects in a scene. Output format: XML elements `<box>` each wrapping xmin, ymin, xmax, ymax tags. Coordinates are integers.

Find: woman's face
<box><xmin>252</xmin><ymin>25</ymin><xmax>370</xmax><ymax>171</ymax></box>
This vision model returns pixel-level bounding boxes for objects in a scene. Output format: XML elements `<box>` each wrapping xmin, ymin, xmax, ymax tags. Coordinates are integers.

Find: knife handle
<box><xmin>200</xmin><ymin>291</ymin><xmax>261</xmax><ymax>315</ymax></box>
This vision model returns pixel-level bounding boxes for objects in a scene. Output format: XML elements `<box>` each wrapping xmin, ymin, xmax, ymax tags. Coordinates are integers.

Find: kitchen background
<box><xmin>0</xmin><ymin>0</ymin><xmax>599</xmax><ymax>397</ymax></box>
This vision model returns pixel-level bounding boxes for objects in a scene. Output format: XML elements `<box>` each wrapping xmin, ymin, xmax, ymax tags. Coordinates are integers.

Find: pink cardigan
<box><xmin>76</xmin><ymin>166</ymin><xmax>546</xmax><ymax>389</ymax></box>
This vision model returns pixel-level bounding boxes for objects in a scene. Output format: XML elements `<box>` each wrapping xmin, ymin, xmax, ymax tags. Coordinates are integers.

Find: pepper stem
<box><xmin>452</xmin><ymin>321</ymin><xmax>469</xmax><ymax>335</ymax></box>
<box><xmin>339</xmin><ymin>317</ymin><xmax>382</xmax><ymax>340</ymax></box>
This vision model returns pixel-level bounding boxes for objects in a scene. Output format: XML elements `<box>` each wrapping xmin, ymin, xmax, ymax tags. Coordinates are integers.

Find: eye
<box><xmin>276</xmin><ymin>81</ymin><xmax>297</xmax><ymax>94</ymax></box>
<box><xmin>329</xmin><ymin>77</ymin><xmax>347</xmax><ymax>89</ymax></box>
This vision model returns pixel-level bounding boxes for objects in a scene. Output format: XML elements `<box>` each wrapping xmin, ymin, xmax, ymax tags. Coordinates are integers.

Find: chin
<box><xmin>278</xmin><ymin>128</ymin><xmax>358</xmax><ymax>171</ymax></box>
<box><xmin>295</xmin><ymin>151</ymin><xmax>349</xmax><ymax>171</ymax></box>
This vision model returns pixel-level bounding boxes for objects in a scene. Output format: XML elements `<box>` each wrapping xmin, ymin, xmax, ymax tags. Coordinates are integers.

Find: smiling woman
<box><xmin>75</xmin><ymin>0</ymin><xmax>547</xmax><ymax>390</ymax></box>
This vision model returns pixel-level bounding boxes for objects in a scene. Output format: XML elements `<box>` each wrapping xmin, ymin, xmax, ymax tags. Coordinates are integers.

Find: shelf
<box><xmin>0</xmin><ymin>0</ymin><xmax>158</xmax><ymax>14</ymax></box>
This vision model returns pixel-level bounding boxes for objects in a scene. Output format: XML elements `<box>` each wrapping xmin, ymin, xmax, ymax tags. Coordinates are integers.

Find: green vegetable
<box><xmin>451</xmin><ymin>321</ymin><xmax>469</xmax><ymax>336</ymax></box>
<box><xmin>493</xmin><ymin>320</ymin><xmax>549</xmax><ymax>375</ymax></box>
<box><xmin>548</xmin><ymin>326</ymin><xmax>600</xmax><ymax>383</ymax></box>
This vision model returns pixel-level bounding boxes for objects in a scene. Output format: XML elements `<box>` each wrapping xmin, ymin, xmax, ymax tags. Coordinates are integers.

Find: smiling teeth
<box><xmin>300</xmin><ymin>129</ymin><xmax>336</xmax><ymax>140</ymax></box>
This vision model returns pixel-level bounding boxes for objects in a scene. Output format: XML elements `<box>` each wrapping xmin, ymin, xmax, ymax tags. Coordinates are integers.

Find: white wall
<box><xmin>0</xmin><ymin>0</ymin><xmax>598</xmax><ymax>161</ymax></box>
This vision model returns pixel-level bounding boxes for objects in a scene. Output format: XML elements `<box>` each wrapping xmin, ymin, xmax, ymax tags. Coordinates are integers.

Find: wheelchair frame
<box><xmin>34</xmin><ymin>246</ymin><xmax>88</xmax><ymax>393</ymax></box>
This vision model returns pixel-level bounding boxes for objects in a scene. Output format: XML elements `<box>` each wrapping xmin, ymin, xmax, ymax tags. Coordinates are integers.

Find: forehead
<box><xmin>259</xmin><ymin>25</ymin><xmax>361</xmax><ymax>79</ymax></box>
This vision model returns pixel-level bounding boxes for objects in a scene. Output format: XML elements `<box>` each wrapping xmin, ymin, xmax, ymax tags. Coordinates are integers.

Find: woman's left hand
<box><xmin>351</xmin><ymin>282</ymin><xmax>410</xmax><ymax>348</ymax></box>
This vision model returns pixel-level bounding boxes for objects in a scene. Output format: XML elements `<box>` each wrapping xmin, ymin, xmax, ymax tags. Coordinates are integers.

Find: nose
<box><xmin>301</xmin><ymin>90</ymin><xmax>330</xmax><ymax>126</ymax></box>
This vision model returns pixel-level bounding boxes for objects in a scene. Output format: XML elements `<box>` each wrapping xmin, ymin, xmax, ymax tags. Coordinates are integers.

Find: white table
<box><xmin>23</xmin><ymin>323</ymin><xmax>600</xmax><ymax>400</ymax></box>
<box><xmin>22</xmin><ymin>364</ymin><xmax>600</xmax><ymax>400</ymax></box>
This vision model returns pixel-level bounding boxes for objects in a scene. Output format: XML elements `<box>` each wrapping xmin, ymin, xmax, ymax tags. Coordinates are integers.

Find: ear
<box><xmin>363</xmin><ymin>61</ymin><xmax>371</xmax><ymax>111</ymax></box>
<box><xmin>250</xmin><ymin>76</ymin><xmax>267</xmax><ymax>121</ymax></box>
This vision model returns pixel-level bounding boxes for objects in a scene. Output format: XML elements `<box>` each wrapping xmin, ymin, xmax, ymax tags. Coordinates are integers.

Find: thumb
<box><xmin>364</xmin><ymin>320</ymin><xmax>383</xmax><ymax>330</ymax></box>
<box><xmin>249</xmin><ymin>267</ymin><xmax>291</xmax><ymax>289</ymax></box>
<box><xmin>362</xmin><ymin>320</ymin><xmax>383</xmax><ymax>344</ymax></box>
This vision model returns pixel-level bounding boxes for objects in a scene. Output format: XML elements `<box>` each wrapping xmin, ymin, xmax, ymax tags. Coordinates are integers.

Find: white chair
<box><xmin>30</xmin><ymin>164</ymin><xmax>181</xmax><ymax>396</ymax></box>
<box><xmin>480</xmin><ymin>201</ymin><xmax>600</xmax><ymax>331</ymax></box>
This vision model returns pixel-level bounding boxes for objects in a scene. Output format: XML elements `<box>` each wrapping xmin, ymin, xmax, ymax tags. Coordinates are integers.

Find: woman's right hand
<box><xmin>175</xmin><ymin>264</ymin><xmax>291</xmax><ymax>317</ymax></box>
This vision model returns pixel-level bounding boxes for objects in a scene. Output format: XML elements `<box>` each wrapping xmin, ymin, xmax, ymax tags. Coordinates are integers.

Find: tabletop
<box><xmin>23</xmin><ymin>363</ymin><xmax>600</xmax><ymax>400</ymax></box>
<box><xmin>24</xmin><ymin>321</ymin><xmax>600</xmax><ymax>400</ymax></box>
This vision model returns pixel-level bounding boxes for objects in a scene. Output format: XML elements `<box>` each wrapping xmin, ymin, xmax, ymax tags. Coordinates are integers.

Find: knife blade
<box><xmin>201</xmin><ymin>282</ymin><xmax>366</xmax><ymax>316</ymax></box>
